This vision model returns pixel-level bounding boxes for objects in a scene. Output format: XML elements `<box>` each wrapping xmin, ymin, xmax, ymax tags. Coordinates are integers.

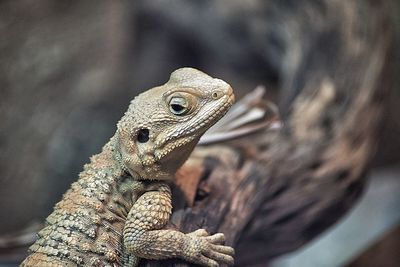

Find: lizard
<box><xmin>21</xmin><ymin>67</ymin><xmax>235</xmax><ymax>267</ymax></box>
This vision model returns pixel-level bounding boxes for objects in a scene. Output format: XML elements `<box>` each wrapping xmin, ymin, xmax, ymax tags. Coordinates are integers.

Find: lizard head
<box><xmin>116</xmin><ymin>67</ymin><xmax>234</xmax><ymax>180</ymax></box>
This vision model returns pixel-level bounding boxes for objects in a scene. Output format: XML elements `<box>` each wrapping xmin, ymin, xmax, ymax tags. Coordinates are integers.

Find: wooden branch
<box><xmin>141</xmin><ymin>1</ymin><xmax>394</xmax><ymax>266</ymax></box>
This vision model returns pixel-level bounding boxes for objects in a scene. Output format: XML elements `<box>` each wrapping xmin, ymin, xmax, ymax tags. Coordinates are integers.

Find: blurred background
<box><xmin>0</xmin><ymin>1</ymin><xmax>399</xmax><ymax>266</ymax></box>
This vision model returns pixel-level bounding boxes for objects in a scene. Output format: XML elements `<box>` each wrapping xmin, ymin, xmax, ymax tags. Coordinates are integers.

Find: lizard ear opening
<box><xmin>137</xmin><ymin>128</ymin><xmax>150</xmax><ymax>143</ymax></box>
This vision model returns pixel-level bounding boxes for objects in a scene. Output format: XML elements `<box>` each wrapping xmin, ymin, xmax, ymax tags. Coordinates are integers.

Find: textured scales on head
<box><xmin>116</xmin><ymin>67</ymin><xmax>235</xmax><ymax>181</ymax></box>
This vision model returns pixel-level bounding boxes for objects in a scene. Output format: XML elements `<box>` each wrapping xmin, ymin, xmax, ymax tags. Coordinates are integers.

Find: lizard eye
<box><xmin>169</xmin><ymin>96</ymin><xmax>189</xmax><ymax>116</ymax></box>
<box><xmin>137</xmin><ymin>128</ymin><xmax>149</xmax><ymax>143</ymax></box>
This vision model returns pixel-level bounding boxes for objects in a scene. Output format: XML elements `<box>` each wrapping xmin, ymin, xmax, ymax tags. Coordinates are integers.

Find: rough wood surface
<box><xmin>140</xmin><ymin>1</ymin><xmax>394</xmax><ymax>266</ymax></box>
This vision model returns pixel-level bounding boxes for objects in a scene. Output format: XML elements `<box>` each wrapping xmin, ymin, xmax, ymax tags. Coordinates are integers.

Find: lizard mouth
<box><xmin>175</xmin><ymin>92</ymin><xmax>234</xmax><ymax>140</ymax></box>
<box><xmin>198</xmin><ymin>94</ymin><xmax>234</xmax><ymax>132</ymax></box>
<box><xmin>154</xmin><ymin>91</ymin><xmax>234</xmax><ymax>162</ymax></box>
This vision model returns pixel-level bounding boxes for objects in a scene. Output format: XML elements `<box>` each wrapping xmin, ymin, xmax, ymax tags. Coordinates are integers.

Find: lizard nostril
<box><xmin>212</xmin><ymin>92</ymin><xmax>220</xmax><ymax>99</ymax></box>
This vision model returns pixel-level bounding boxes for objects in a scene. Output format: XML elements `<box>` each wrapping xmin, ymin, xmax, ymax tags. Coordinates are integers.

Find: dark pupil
<box><xmin>171</xmin><ymin>104</ymin><xmax>184</xmax><ymax>112</ymax></box>
<box><xmin>137</xmin><ymin>128</ymin><xmax>150</xmax><ymax>143</ymax></box>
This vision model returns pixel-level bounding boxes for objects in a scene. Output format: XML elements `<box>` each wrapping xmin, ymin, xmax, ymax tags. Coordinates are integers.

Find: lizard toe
<box><xmin>205</xmin><ymin>233</ymin><xmax>225</xmax><ymax>244</ymax></box>
<box><xmin>203</xmin><ymin>249</ymin><xmax>234</xmax><ymax>266</ymax></box>
<box><xmin>196</xmin><ymin>255</ymin><xmax>219</xmax><ymax>267</ymax></box>
<box><xmin>211</xmin><ymin>244</ymin><xmax>235</xmax><ymax>256</ymax></box>
<box><xmin>189</xmin><ymin>229</ymin><xmax>209</xmax><ymax>237</ymax></box>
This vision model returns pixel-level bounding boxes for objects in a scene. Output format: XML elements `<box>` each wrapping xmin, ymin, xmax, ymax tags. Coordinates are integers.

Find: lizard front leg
<box><xmin>122</xmin><ymin>184</ymin><xmax>234</xmax><ymax>267</ymax></box>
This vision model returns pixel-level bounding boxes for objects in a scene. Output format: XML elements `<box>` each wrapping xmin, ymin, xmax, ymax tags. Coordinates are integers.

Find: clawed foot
<box><xmin>184</xmin><ymin>229</ymin><xmax>235</xmax><ymax>267</ymax></box>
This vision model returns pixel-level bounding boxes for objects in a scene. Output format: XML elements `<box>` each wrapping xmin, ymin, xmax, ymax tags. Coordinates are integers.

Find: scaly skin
<box><xmin>21</xmin><ymin>68</ymin><xmax>235</xmax><ymax>267</ymax></box>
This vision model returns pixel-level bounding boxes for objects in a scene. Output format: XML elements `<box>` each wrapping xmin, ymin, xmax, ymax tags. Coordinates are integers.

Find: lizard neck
<box><xmin>86</xmin><ymin>135</ymin><xmax>169</xmax><ymax>199</ymax></box>
<box><xmin>95</xmin><ymin>136</ymin><xmax>122</xmax><ymax>172</ymax></box>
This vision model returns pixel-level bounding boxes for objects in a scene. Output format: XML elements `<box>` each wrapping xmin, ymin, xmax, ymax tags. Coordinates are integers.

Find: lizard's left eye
<box><xmin>169</xmin><ymin>97</ymin><xmax>189</xmax><ymax>116</ymax></box>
